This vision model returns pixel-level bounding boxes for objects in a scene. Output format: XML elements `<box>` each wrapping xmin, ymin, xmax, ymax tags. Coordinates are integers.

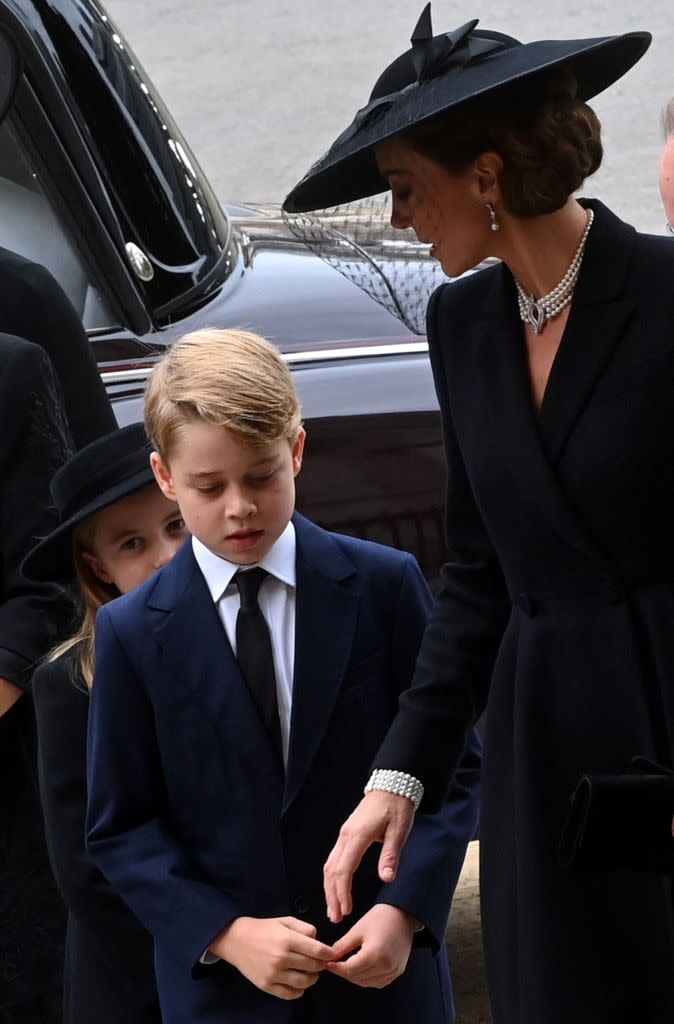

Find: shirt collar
<box><xmin>192</xmin><ymin>521</ymin><xmax>296</xmax><ymax>604</ymax></box>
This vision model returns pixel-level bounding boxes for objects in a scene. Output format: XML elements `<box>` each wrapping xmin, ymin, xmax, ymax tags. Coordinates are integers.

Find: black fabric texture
<box><xmin>32</xmin><ymin>654</ymin><xmax>161</xmax><ymax>1023</ymax></box>
<box><xmin>0</xmin><ymin>248</ymin><xmax>115</xmax><ymax>449</ymax></box>
<box><xmin>560</xmin><ymin>767</ymin><xmax>674</xmax><ymax>872</ymax></box>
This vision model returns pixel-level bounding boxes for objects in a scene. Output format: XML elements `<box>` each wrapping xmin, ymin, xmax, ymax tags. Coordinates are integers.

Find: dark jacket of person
<box><xmin>0</xmin><ymin>247</ymin><xmax>116</xmax><ymax>448</ymax></box>
<box><xmin>0</xmin><ymin>333</ymin><xmax>73</xmax><ymax>686</ymax></box>
<box><xmin>373</xmin><ymin>199</ymin><xmax>674</xmax><ymax>1024</ymax></box>
<box><xmin>0</xmin><ymin>333</ymin><xmax>74</xmax><ymax>1021</ymax></box>
<box><xmin>0</xmin><ymin>252</ymin><xmax>114</xmax><ymax>1021</ymax></box>
<box><xmin>86</xmin><ymin>513</ymin><xmax>481</xmax><ymax>1024</ymax></box>
<box><xmin>32</xmin><ymin>653</ymin><xmax>162</xmax><ymax>1024</ymax></box>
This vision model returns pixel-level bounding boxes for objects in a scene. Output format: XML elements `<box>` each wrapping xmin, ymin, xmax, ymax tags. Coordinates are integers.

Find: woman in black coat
<box><xmin>0</xmin><ymin>334</ymin><xmax>75</xmax><ymax>1021</ymax></box>
<box><xmin>284</xmin><ymin>13</ymin><xmax>674</xmax><ymax>1024</ymax></box>
<box><xmin>0</xmin><ymin>266</ymin><xmax>117</xmax><ymax>1022</ymax></box>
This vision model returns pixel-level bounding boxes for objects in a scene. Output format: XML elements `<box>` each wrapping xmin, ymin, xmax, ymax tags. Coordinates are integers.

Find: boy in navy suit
<box><xmin>86</xmin><ymin>328</ymin><xmax>480</xmax><ymax>1024</ymax></box>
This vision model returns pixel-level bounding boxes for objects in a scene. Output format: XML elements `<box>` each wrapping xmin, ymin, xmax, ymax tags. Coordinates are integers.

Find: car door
<box><xmin>0</xmin><ymin>0</ymin><xmax>448</xmax><ymax>586</ymax></box>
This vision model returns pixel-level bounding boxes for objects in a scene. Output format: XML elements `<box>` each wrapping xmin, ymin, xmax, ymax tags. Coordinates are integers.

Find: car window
<box><xmin>42</xmin><ymin>0</ymin><xmax>231</xmax><ymax>313</ymax></box>
<box><xmin>0</xmin><ymin>117</ymin><xmax>115</xmax><ymax>331</ymax></box>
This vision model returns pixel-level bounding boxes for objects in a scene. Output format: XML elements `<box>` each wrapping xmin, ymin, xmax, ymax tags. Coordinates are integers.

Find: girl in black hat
<box><xmin>25</xmin><ymin>423</ymin><xmax>188</xmax><ymax>1024</ymax></box>
<box><xmin>286</xmin><ymin>8</ymin><xmax>674</xmax><ymax>1024</ymax></box>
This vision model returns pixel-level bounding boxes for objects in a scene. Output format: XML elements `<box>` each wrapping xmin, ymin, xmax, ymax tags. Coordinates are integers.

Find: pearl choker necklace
<box><xmin>514</xmin><ymin>209</ymin><xmax>594</xmax><ymax>335</ymax></box>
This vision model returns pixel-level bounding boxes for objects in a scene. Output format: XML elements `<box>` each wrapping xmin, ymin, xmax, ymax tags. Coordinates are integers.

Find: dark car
<box><xmin>0</xmin><ymin>0</ymin><xmax>470</xmax><ymax>586</ymax></box>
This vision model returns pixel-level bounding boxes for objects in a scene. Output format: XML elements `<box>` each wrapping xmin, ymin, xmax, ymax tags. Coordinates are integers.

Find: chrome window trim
<box><xmin>100</xmin><ymin>339</ymin><xmax>430</xmax><ymax>386</ymax></box>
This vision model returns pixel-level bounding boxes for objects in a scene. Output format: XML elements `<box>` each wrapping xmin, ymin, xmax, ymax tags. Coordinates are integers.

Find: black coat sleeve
<box><xmin>0</xmin><ymin>252</ymin><xmax>116</xmax><ymax>448</ymax></box>
<box><xmin>33</xmin><ymin>656</ymin><xmax>159</xmax><ymax>1010</ymax></box>
<box><xmin>373</xmin><ymin>285</ymin><xmax>510</xmax><ymax>811</ymax></box>
<box><xmin>0</xmin><ymin>335</ymin><xmax>73</xmax><ymax>686</ymax></box>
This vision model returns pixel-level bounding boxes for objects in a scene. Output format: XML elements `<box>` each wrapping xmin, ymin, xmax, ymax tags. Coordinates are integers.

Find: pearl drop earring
<box><xmin>487</xmin><ymin>202</ymin><xmax>500</xmax><ymax>232</ymax></box>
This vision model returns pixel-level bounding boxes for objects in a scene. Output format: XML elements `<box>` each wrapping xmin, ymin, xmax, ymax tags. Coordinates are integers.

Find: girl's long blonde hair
<box><xmin>47</xmin><ymin>515</ymin><xmax>120</xmax><ymax>688</ymax></box>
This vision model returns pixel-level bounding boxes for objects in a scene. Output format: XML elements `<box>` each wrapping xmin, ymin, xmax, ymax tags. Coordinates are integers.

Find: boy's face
<box><xmin>151</xmin><ymin>422</ymin><xmax>305</xmax><ymax>565</ymax></box>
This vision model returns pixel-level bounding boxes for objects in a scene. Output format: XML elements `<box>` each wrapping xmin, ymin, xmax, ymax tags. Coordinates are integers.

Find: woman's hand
<box><xmin>323</xmin><ymin>791</ymin><xmax>415</xmax><ymax>923</ymax></box>
<box><xmin>326</xmin><ymin>904</ymin><xmax>419</xmax><ymax>988</ymax></box>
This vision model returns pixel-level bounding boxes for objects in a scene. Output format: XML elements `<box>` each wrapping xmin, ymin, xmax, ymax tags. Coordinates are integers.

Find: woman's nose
<box><xmin>390</xmin><ymin>200</ymin><xmax>410</xmax><ymax>230</ymax></box>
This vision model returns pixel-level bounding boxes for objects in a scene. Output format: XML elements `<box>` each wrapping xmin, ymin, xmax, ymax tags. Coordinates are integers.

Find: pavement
<box><xmin>445</xmin><ymin>842</ymin><xmax>491</xmax><ymax>1024</ymax></box>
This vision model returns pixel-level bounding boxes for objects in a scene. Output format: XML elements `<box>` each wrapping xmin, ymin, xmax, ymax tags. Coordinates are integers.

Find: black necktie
<box><xmin>233</xmin><ymin>568</ymin><xmax>282</xmax><ymax>756</ymax></box>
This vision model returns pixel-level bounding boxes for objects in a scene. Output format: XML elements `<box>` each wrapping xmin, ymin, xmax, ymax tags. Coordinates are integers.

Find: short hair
<box><xmin>662</xmin><ymin>98</ymin><xmax>674</xmax><ymax>140</ymax></box>
<box><xmin>402</xmin><ymin>69</ymin><xmax>603</xmax><ymax>217</ymax></box>
<box><xmin>144</xmin><ymin>328</ymin><xmax>302</xmax><ymax>457</ymax></box>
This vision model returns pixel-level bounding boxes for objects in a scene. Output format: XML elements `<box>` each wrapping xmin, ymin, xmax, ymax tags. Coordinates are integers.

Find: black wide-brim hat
<box><xmin>23</xmin><ymin>422</ymin><xmax>156</xmax><ymax>583</ymax></box>
<box><xmin>283</xmin><ymin>5</ymin><xmax>651</xmax><ymax>213</ymax></box>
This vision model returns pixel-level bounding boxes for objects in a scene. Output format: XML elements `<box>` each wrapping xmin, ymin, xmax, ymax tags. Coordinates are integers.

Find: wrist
<box><xmin>365</xmin><ymin>768</ymin><xmax>424</xmax><ymax>810</ymax></box>
<box><xmin>209</xmin><ymin>916</ymin><xmax>251</xmax><ymax>963</ymax></box>
<box><xmin>376</xmin><ymin>903</ymin><xmax>422</xmax><ymax>935</ymax></box>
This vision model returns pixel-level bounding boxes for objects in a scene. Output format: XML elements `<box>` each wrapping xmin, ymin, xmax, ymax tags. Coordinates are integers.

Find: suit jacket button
<box><xmin>517</xmin><ymin>592</ymin><xmax>536</xmax><ymax>617</ymax></box>
<box><xmin>294</xmin><ymin>897</ymin><xmax>311</xmax><ymax>915</ymax></box>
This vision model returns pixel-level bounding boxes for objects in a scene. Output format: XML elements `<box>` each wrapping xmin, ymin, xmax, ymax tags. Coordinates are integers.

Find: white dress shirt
<box><xmin>192</xmin><ymin>522</ymin><xmax>296</xmax><ymax>765</ymax></box>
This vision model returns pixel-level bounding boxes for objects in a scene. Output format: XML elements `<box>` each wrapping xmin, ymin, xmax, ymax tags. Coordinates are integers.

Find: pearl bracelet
<box><xmin>364</xmin><ymin>769</ymin><xmax>424</xmax><ymax>811</ymax></box>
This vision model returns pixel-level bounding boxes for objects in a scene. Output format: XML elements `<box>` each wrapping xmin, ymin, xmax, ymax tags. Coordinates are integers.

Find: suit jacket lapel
<box><xmin>150</xmin><ymin>541</ymin><xmax>283</xmax><ymax>772</ymax></box>
<box><xmin>283</xmin><ymin>515</ymin><xmax>358</xmax><ymax>814</ymax></box>
<box><xmin>537</xmin><ymin>199</ymin><xmax>636</xmax><ymax>465</ymax></box>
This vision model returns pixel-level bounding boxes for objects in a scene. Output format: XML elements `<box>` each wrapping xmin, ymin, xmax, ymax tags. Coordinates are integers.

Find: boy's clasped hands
<box><xmin>208</xmin><ymin>903</ymin><xmax>420</xmax><ymax>1000</ymax></box>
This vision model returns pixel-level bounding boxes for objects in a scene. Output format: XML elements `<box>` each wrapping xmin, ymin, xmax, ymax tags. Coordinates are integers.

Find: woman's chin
<box><xmin>439</xmin><ymin>252</ymin><xmax>487</xmax><ymax>279</ymax></box>
<box><xmin>438</xmin><ymin>255</ymin><xmax>467</xmax><ymax>278</ymax></box>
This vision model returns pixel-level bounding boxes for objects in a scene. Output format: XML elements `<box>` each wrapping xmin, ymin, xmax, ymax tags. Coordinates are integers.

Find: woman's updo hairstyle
<box><xmin>402</xmin><ymin>70</ymin><xmax>602</xmax><ymax>217</ymax></box>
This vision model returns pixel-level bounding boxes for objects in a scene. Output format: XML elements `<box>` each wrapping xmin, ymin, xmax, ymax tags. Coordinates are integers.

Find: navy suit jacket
<box><xmin>86</xmin><ymin>514</ymin><xmax>480</xmax><ymax>1024</ymax></box>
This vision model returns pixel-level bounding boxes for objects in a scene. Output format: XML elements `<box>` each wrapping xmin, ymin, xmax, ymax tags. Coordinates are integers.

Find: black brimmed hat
<box><xmin>283</xmin><ymin>5</ymin><xmax>651</xmax><ymax>213</ymax></box>
<box><xmin>23</xmin><ymin>423</ymin><xmax>156</xmax><ymax>583</ymax></box>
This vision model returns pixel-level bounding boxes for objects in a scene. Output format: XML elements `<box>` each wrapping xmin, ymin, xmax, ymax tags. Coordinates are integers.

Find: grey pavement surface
<box><xmin>105</xmin><ymin>0</ymin><xmax>674</xmax><ymax>234</ymax></box>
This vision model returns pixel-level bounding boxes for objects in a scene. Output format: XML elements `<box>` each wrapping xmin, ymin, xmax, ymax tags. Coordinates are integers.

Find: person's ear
<box><xmin>81</xmin><ymin>550</ymin><xmax>114</xmax><ymax>585</ymax></box>
<box><xmin>151</xmin><ymin>451</ymin><xmax>177</xmax><ymax>500</ymax></box>
<box><xmin>471</xmin><ymin>151</ymin><xmax>504</xmax><ymax>203</ymax></box>
<box><xmin>291</xmin><ymin>428</ymin><xmax>306</xmax><ymax>478</ymax></box>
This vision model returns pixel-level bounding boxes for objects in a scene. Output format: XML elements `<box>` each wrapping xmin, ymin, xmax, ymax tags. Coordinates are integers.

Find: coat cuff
<box><xmin>0</xmin><ymin>647</ymin><xmax>34</xmax><ymax>690</ymax></box>
<box><xmin>373</xmin><ymin>893</ymin><xmax>441</xmax><ymax>951</ymax></box>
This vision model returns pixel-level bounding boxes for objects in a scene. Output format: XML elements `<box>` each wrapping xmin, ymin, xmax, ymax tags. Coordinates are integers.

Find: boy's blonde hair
<box><xmin>144</xmin><ymin>328</ymin><xmax>302</xmax><ymax>457</ymax></box>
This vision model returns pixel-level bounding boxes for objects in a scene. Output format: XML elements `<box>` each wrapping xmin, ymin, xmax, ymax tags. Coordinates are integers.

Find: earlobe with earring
<box><xmin>487</xmin><ymin>202</ymin><xmax>500</xmax><ymax>232</ymax></box>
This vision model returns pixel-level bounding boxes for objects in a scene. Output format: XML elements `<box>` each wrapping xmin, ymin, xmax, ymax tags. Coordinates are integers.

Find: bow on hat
<box><xmin>411</xmin><ymin>9</ymin><xmax>504</xmax><ymax>81</ymax></box>
<box><xmin>333</xmin><ymin>6</ymin><xmax>506</xmax><ymax>148</ymax></box>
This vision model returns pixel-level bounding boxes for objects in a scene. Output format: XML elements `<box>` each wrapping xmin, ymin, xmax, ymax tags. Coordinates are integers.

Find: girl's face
<box><xmin>375</xmin><ymin>135</ymin><xmax>496</xmax><ymax>277</ymax></box>
<box><xmin>82</xmin><ymin>483</ymin><xmax>188</xmax><ymax>595</ymax></box>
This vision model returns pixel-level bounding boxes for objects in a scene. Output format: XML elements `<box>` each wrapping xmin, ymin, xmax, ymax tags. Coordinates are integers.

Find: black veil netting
<box><xmin>281</xmin><ymin>194</ymin><xmax>451</xmax><ymax>335</ymax></box>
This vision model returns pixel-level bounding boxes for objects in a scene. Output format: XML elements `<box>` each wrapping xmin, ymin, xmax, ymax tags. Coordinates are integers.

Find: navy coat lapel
<box><xmin>283</xmin><ymin>515</ymin><xmax>358</xmax><ymax>814</ymax></box>
<box><xmin>149</xmin><ymin>540</ymin><xmax>283</xmax><ymax>772</ymax></box>
<box><xmin>463</xmin><ymin>267</ymin><xmax>601</xmax><ymax>565</ymax></box>
<box><xmin>537</xmin><ymin>200</ymin><xmax>636</xmax><ymax>465</ymax></box>
<box><xmin>461</xmin><ymin>201</ymin><xmax>637</xmax><ymax>567</ymax></box>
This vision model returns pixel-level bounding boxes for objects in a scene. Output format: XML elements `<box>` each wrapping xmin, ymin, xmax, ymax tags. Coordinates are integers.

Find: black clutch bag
<box><xmin>559</xmin><ymin>758</ymin><xmax>674</xmax><ymax>873</ymax></box>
